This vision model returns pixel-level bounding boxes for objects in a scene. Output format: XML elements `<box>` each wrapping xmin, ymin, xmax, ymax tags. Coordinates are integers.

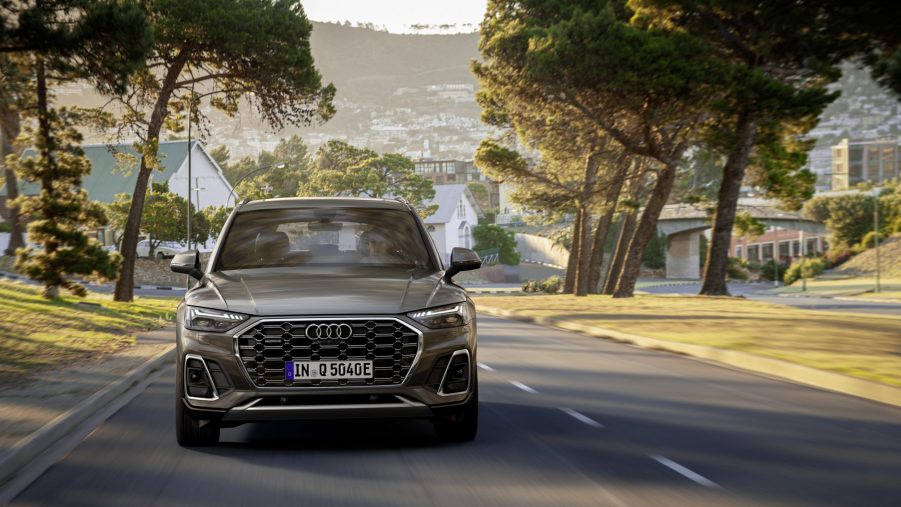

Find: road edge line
<box><xmin>478</xmin><ymin>305</ymin><xmax>901</xmax><ymax>408</ymax></box>
<box><xmin>0</xmin><ymin>343</ymin><xmax>176</xmax><ymax>502</ymax></box>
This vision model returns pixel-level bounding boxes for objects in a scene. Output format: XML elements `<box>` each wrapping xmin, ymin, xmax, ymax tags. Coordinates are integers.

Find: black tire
<box><xmin>433</xmin><ymin>384</ymin><xmax>478</xmax><ymax>442</ymax></box>
<box><xmin>175</xmin><ymin>397</ymin><xmax>219</xmax><ymax>447</ymax></box>
<box><xmin>156</xmin><ymin>251</ymin><xmax>166</xmax><ymax>260</ymax></box>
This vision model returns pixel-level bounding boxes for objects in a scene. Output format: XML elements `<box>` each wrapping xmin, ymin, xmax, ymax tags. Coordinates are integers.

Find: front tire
<box><xmin>156</xmin><ymin>251</ymin><xmax>166</xmax><ymax>260</ymax></box>
<box><xmin>175</xmin><ymin>398</ymin><xmax>219</xmax><ymax>447</ymax></box>
<box><xmin>433</xmin><ymin>384</ymin><xmax>478</xmax><ymax>442</ymax></box>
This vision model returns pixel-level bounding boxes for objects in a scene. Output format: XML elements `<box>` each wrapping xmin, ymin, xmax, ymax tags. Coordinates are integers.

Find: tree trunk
<box><xmin>700</xmin><ymin>112</ymin><xmax>757</xmax><ymax>296</ymax></box>
<box><xmin>34</xmin><ymin>58</ymin><xmax>60</xmax><ymax>297</ymax></box>
<box><xmin>587</xmin><ymin>159</ymin><xmax>629</xmax><ymax>293</ymax></box>
<box><xmin>0</xmin><ymin>103</ymin><xmax>25</xmax><ymax>256</ymax></box>
<box><xmin>602</xmin><ymin>212</ymin><xmax>632</xmax><ymax>294</ymax></box>
<box><xmin>575</xmin><ymin>205</ymin><xmax>593</xmax><ymax>296</ymax></box>
<box><xmin>603</xmin><ymin>166</ymin><xmax>644</xmax><ymax>295</ymax></box>
<box><xmin>613</xmin><ymin>165</ymin><xmax>677</xmax><ymax>298</ymax></box>
<box><xmin>563</xmin><ymin>207</ymin><xmax>583</xmax><ymax>294</ymax></box>
<box><xmin>114</xmin><ymin>57</ymin><xmax>187</xmax><ymax>302</ymax></box>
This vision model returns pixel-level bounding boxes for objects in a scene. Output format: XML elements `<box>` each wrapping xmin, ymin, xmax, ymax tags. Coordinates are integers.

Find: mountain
<box><xmin>309</xmin><ymin>22</ymin><xmax>479</xmax><ymax>104</ymax></box>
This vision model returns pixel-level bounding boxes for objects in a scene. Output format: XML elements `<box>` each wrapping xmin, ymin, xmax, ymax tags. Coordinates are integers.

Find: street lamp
<box><xmin>873</xmin><ymin>186</ymin><xmax>881</xmax><ymax>294</ymax></box>
<box><xmin>226</xmin><ymin>162</ymin><xmax>288</xmax><ymax>208</ymax></box>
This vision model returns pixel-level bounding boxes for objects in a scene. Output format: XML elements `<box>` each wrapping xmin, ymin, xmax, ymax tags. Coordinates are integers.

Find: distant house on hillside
<box><xmin>422</xmin><ymin>184</ymin><xmax>483</xmax><ymax>263</ymax></box>
<box><xmin>0</xmin><ymin>140</ymin><xmax>232</xmax><ymax>246</ymax></box>
<box><xmin>0</xmin><ymin>140</ymin><xmax>232</xmax><ymax>219</ymax></box>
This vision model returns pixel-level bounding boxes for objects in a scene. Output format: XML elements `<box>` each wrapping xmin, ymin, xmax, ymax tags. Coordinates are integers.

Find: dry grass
<box><xmin>473</xmin><ymin>294</ymin><xmax>901</xmax><ymax>387</ymax></box>
<box><xmin>836</xmin><ymin>234</ymin><xmax>901</xmax><ymax>278</ymax></box>
<box><xmin>0</xmin><ymin>280</ymin><xmax>176</xmax><ymax>382</ymax></box>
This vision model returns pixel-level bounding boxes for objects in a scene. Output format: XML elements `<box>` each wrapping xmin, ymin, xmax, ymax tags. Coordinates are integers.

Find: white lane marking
<box><xmin>561</xmin><ymin>408</ymin><xmax>605</xmax><ymax>428</ymax></box>
<box><xmin>509</xmin><ymin>380</ymin><xmax>538</xmax><ymax>394</ymax></box>
<box><xmin>478</xmin><ymin>362</ymin><xmax>495</xmax><ymax>372</ymax></box>
<box><xmin>649</xmin><ymin>454</ymin><xmax>722</xmax><ymax>489</ymax></box>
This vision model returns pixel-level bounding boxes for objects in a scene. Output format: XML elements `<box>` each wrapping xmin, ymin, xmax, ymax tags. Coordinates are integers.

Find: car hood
<box><xmin>185</xmin><ymin>266</ymin><xmax>467</xmax><ymax>316</ymax></box>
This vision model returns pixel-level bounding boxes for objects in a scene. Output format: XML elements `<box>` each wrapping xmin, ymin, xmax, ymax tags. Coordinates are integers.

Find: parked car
<box><xmin>136</xmin><ymin>240</ymin><xmax>185</xmax><ymax>259</ymax></box>
<box><xmin>170</xmin><ymin>197</ymin><xmax>482</xmax><ymax>446</ymax></box>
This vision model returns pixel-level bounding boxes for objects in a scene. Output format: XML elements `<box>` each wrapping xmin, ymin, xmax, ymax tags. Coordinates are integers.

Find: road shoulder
<box><xmin>477</xmin><ymin>304</ymin><xmax>901</xmax><ymax>408</ymax></box>
<box><xmin>0</xmin><ymin>326</ymin><xmax>175</xmax><ymax>500</ymax></box>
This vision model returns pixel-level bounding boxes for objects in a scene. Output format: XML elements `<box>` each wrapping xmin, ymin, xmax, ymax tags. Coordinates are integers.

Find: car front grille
<box><xmin>236</xmin><ymin>319</ymin><xmax>420</xmax><ymax>388</ymax></box>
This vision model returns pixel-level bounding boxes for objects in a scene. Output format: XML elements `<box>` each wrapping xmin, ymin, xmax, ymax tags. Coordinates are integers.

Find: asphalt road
<box><xmin>11</xmin><ymin>315</ymin><xmax>901</xmax><ymax>506</ymax></box>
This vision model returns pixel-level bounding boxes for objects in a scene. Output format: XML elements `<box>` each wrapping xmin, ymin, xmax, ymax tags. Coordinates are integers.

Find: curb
<box><xmin>0</xmin><ymin>341</ymin><xmax>176</xmax><ymax>500</ymax></box>
<box><xmin>835</xmin><ymin>296</ymin><xmax>901</xmax><ymax>305</ymax></box>
<box><xmin>467</xmin><ymin>289</ymin><xmax>521</xmax><ymax>295</ymax></box>
<box><xmin>0</xmin><ymin>271</ymin><xmax>185</xmax><ymax>292</ymax></box>
<box><xmin>478</xmin><ymin>305</ymin><xmax>901</xmax><ymax>408</ymax></box>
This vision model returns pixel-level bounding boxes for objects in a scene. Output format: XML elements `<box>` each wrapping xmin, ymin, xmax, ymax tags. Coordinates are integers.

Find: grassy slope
<box><xmin>473</xmin><ymin>294</ymin><xmax>901</xmax><ymax>387</ymax></box>
<box><xmin>0</xmin><ymin>280</ymin><xmax>176</xmax><ymax>382</ymax></box>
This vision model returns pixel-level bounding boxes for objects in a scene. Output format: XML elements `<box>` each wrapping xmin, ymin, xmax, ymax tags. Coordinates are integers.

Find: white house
<box><xmin>0</xmin><ymin>140</ymin><xmax>233</xmax><ymax>248</ymax></box>
<box><xmin>1</xmin><ymin>140</ymin><xmax>233</xmax><ymax>210</ymax></box>
<box><xmin>422</xmin><ymin>184</ymin><xmax>483</xmax><ymax>263</ymax></box>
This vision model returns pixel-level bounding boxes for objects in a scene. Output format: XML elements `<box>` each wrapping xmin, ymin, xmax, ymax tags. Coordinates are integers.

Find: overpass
<box><xmin>657</xmin><ymin>199</ymin><xmax>826</xmax><ymax>279</ymax></box>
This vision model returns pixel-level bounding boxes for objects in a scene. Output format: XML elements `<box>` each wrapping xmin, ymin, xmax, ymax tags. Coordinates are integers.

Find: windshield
<box><xmin>215</xmin><ymin>207</ymin><xmax>435</xmax><ymax>271</ymax></box>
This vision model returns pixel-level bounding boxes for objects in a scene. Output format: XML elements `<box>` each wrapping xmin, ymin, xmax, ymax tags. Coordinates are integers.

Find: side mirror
<box><xmin>170</xmin><ymin>250</ymin><xmax>204</xmax><ymax>281</ymax></box>
<box><xmin>445</xmin><ymin>247</ymin><xmax>482</xmax><ymax>281</ymax></box>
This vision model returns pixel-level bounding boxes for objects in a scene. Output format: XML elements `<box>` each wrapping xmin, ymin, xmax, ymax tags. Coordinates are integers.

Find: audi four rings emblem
<box><xmin>305</xmin><ymin>323</ymin><xmax>353</xmax><ymax>339</ymax></box>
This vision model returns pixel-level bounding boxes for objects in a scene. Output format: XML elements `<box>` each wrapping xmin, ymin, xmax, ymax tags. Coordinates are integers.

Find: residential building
<box><xmin>421</xmin><ymin>184</ymin><xmax>483</xmax><ymax>263</ymax></box>
<box><xmin>414</xmin><ymin>158</ymin><xmax>499</xmax><ymax>211</ymax></box>
<box><xmin>730</xmin><ymin>227</ymin><xmax>828</xmax><ymax>264</ymax></box>
<box><xmin>831</xmin><ymin>137</ymin><xmax>901</xmax><ymax>190</ymax></box>
<box><xmin>0</xmin><ymin>140</ymin><xmax>233</xmax><ymax>245</ymax></box>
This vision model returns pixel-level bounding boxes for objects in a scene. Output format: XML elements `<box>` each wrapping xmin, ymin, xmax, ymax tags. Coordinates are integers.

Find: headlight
<box><xmin>185</xmin><ymin>306</ymin><xmax>248</xmax><ymax>332</ymax></box>
<box><xmin>407</xmin><ymin>303</ymin><xmax>472</xmax><ymax>329</ymax></box>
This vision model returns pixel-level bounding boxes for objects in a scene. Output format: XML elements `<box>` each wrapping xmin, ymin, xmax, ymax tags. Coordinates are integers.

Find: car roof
<box><xmin>237</xmin><ymin>197</ymin><xmax>411</xmax><ymax>213</ymax></box>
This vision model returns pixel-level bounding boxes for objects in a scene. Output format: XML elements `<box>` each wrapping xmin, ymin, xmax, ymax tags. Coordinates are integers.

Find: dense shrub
<box><xmin>522</xmin><ymin>275</ymin><xmax>562</xmax><ymax>293</ymax></box>
<box><xmin>726</xmin><ymin>257</ymin><xmax>749</xmax><ymax>280</ymax></box>
<box><xmin>783</xmin><ymin>257</ymin><xmax>826</xmax><ymax>284</ymax></box>
<box><xmin>824</xmin><ymin>244</ymin><xmax>854</xmax><ymax>268</ymax></box>
<box><xmin>642</xmin><ymin>232</ymin><xmax>666</xmax><ymax>270</ymax></box>
<box><xmin>473</xmin><ymin>224</ymin><xmax>521</xmax><ymax>265</ymax></box>
<box><xmin>759</xmin><ymin>259</ymin><xmax>790</xmax><ymax>282</ymax></box>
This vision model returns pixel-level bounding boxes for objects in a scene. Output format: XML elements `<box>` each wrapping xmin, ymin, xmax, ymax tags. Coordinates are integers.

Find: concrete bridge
<box><xmin>657</xmin><ymin>199</ymin><xmax>826</xmax><ymax>279</ymax></box>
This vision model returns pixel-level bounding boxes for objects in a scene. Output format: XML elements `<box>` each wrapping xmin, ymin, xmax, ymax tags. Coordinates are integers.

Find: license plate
<box><xmin>285</xmin><ymin>360</ymin><xmax>373</xmax><ymax>380</ymax></box>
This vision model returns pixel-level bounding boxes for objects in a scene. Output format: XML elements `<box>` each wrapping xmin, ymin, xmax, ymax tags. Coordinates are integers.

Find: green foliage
<box><xmin>784</xmin><ymin>257</ymin><xmax>827</xmax><ymax>285</ymax></box>
<box><xmin>642</xmin><ymin>232</ymin><xmax>667</xmax><ymax>270</ymax></box>
<box><xmin>11</xmin><ymin>109</ymin><xmax>120</xmax><ymax>297</ymax></box>
<box><xmin>802</xmin><ymin>193</ymin><xmax>897</xmax><ymax>249</ymax></box>
<box><xmin>759</xmin><ymin>259</ymin><xmax>790</xmax><ymax>282</ymax></box>
<box><xmin>733</xmin><ymin>212</ymin><xmax>766</xmax><ymax>239</ymax></box>
<box><xmin>0</xmin><ymin>222</ymin><xmax>10</xmax><ymax>233</ymax></box>
<box><xmin>202</xmin><ymin>205</ymin><xmax>232</xmax><ymax>242</ymax></box>
<box><xmin>472</xmin><ymin>224</ymin><xmax>520</xmax><ymax>265</ymax></box>
<box><xmin>1</xmin><ymin>0</ymin><xmax>153</xmax><ymax>95</ymax></box>
<box><xmin>300</xmin><ymin>140</ymin><xmax>436</xmax><ymax>216</ymax></box>
<box><xmin>229</xmin><ymin>136</ymin><xmax>313</xmax><ymax>200</ymax></box>
<box><xmin>726</xmin><ymin>257</ymin><xmax>749</xmax><ymax>281</ymax></box>
<box><xmin>106</xmin><ymin>182</ymin><xmax>209</xmax><ymax>256</ymax></box>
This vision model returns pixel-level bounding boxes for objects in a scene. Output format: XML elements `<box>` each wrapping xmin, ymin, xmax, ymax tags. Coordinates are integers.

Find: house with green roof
<box><xmin>0</xmin><ymin>140</ymin><xmax>234</xmax><ymax>221</ymax></box>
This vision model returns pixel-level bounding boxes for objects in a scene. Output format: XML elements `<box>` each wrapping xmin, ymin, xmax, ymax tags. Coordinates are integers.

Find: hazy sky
<box><xmin>301</xmin><ymin>0</ymin><xmax>488</xmax><ymax>33</ymax></box>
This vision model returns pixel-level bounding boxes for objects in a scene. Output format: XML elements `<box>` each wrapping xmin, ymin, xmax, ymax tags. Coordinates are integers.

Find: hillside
<box><xmin>835</xmin><ymin>234</ymin><xmax>901</xmax><ymax>278</ymax></box>
<box><xmin>309</xmin><ymin>22</ymin><xmax>479</xmax><ymax>104</ymax></box>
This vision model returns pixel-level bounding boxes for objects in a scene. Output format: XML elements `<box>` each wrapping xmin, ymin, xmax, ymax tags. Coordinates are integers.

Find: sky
<box><xmin>301</xmin><ymin>0</ymin><xmax>488</xmax><ymax>33</ymax></box>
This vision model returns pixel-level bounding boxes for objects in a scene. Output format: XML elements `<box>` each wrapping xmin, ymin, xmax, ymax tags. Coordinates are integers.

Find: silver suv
<box><xmin>170</xmin><ymin>197</ymin><xmax>481</xmax><ymax>446</ymax></box>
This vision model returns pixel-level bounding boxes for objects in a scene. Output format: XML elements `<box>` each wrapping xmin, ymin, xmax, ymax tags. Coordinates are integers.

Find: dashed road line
<box><xmin>509</xmin><ymin>380</ymin><xmax>538</xmax><ymax>394</ymax></box>
<box><xmin>560</xmin><ymin>408</ymin><xmax>605</xmax><ymax>428</ymax></box>
<box><xmin>648</xmin><ymin>454</ymin><xmax>721</xmax><ymax>489</ymax></box>
<box><xmin>477</xmin><ymin>362</ymin><xmax>495</xmax><ymax>372</ymax></box>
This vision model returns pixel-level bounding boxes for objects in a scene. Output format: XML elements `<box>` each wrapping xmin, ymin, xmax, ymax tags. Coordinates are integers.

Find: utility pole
<box><xmin>799</xmin><ymin>230</ymin><xmax>807</xmax><ymax>292</ymax></box>
<box><xmin>874</xmin><ymin>187</ymin><xmax>881</xmax><ymax>293</ymax></box>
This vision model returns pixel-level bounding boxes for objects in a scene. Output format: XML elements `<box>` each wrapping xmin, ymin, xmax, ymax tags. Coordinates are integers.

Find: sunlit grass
<box><xmin>776</xmin><ymin>276</ymin><xmax>901</xmax><ymax>298</ymax></box>
<box><xmin>474</xmin><ymin>294</ymin><xmax>901</xmax><ymax>387</ymax></box>
<box><xmin>0</xmin><ymin>280</ymin><xmax>177</xmax><ymax>383</ymax></box>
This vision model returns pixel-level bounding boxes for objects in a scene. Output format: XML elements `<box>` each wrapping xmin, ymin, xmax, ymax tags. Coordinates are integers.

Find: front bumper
<box><xmin>176</xmin><ymin>312</ymin><xmax>476</xmax><ymax>423</ymax></box>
